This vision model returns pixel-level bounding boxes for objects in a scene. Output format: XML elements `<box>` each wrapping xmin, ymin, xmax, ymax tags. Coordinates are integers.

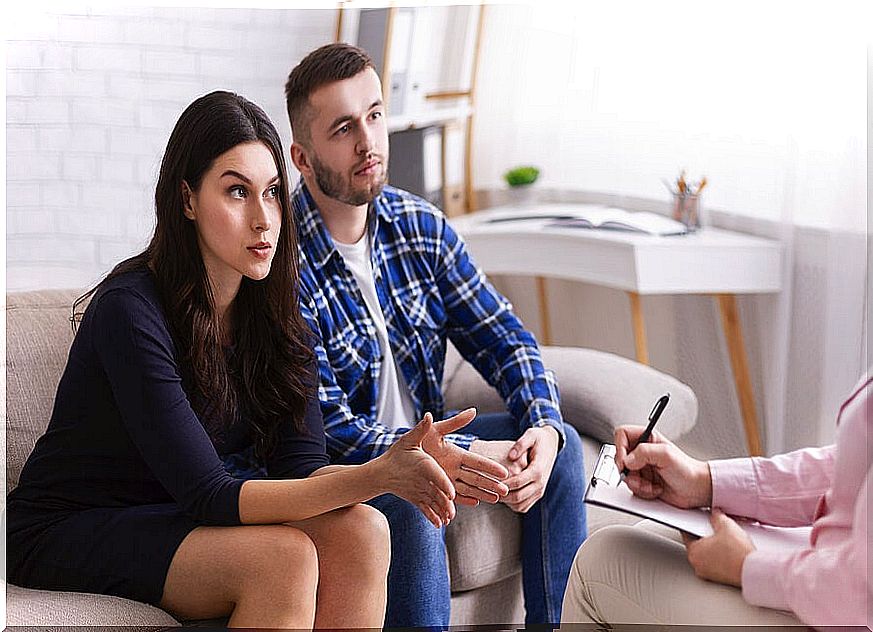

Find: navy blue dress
<box><xmin>6</xmin><ymin>268</ymin><xmax>329</xmax><ymax>604</ymax></box>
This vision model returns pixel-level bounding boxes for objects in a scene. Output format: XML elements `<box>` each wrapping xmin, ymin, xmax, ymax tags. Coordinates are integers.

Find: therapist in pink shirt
<box><xmin>561</xmin><ymin>373</ymin><xmax>870</xmax><ymax>628</ymax></box>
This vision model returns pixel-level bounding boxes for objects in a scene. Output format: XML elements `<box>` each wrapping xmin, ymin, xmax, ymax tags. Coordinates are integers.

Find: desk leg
<box><xmin>627</xmin><ymin>291</ymin><xmax>649</xmax><ymax>365</ymax></box>
<box><xmin>716</xmin><ymin>294</ymin><xmax>764</xmax><ymax>456</ymax></box>
<box><xmin>536</xmin><ymin>276</ymin><xmax>552</xmax><ymax>345</ymax></box>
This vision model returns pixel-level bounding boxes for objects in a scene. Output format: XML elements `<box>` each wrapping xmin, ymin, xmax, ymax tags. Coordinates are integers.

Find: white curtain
<box><xmin>473</xmin><ymin>1</ymin><xmax>868</xmax><ymax>453</ymax></box>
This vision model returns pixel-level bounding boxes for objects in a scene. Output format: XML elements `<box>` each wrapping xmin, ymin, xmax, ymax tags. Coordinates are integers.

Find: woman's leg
<box><xmin>288</xmin><ymin>504</ymin><xmax>391</xmax><ymax>629</ymax></box>
<box><xmin>159</xmin><ymin>524</ymin><xmax>319</xmax><ymax>629</ymax></box>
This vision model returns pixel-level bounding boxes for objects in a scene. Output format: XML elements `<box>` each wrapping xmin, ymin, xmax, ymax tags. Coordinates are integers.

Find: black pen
<box><xmin>621</xmin><ymin>393</ymin><xmax>670</xmax><ymax>476</ymax></box>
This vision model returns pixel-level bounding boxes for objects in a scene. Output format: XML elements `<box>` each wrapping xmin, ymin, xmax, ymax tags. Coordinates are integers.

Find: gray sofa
<box><xmin>5</xmin><ymin>289</ymin><xmax>698</xmax><ymax>628</ymax></box>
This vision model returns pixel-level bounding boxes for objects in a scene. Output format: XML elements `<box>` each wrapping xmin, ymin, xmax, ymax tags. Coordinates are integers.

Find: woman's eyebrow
<box><xmin>220</xmin><ymin>171</ymin><xmax>280</xmax><ymax>185</ymax></box>
<box><xmin>220</xmin><ymin>170</ymin><xmax>252</xmax><ymax>184</ymax></box>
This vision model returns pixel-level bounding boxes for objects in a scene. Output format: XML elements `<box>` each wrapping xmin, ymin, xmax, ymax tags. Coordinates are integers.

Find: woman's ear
<box><xmin>181</xmin><ymin>181</ymin><xmax>196</xmax><ymax>220</ymax></box>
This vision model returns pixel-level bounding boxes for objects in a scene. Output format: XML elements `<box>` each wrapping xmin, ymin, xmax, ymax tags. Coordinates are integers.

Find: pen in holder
<box><xmin>672</xmin><ymin>191</ymin><xmax>702</xmax><ymax>232</ymax></box>
<box><xmin>667</xmin><ymin>172</ymin><xmax>707</xmax><ymax>232</ymax></box>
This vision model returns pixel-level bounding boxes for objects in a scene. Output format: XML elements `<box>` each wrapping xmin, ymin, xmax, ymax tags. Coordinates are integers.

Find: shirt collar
<box><xmin>292</xmin><ymin>178</ymin><xmax>398</xmax><ymax>271</ymax></box>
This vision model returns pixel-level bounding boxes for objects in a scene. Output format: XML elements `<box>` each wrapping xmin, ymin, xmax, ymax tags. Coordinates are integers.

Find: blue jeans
<box><xmin>367</xmin><ymin>412</ymin><xmax>587</xmax><ymax>628</ymax></box>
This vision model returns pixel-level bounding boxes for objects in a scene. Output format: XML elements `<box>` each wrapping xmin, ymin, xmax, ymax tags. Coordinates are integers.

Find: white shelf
<box><xmin>387</xmin><ymin>103</ymin><xmax>473</xmax><ymax>133</ymax></box>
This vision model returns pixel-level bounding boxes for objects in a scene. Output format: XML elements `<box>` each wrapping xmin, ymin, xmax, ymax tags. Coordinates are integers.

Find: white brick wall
<box><xmin>7</xmin><ymin>7</ymin><xmax>335</xmax><ymax>291</ymax></box>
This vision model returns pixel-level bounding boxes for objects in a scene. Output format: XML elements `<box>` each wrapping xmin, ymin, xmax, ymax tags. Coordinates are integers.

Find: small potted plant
<box><xmin>503</xmin><ymin>165</ymin><xmax>540</xmax><ymax>206</ymax></box>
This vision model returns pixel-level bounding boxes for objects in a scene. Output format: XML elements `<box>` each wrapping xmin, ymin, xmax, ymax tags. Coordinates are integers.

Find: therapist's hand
<box><xmin>682</xmin><ymin>509</ymin><xmax>755</xmax><ymax>587</ymax></box>
<box><xmin>614</xmin><ymin>425</ymin><xmax>712</xmax><ymax>509</ymax></box>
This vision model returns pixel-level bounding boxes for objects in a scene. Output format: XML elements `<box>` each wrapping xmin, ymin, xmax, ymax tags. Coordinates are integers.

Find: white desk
<box><xmin>450</xmin><ymin>204</ymin><xmax>783</xmax><ymax>455</ymax></box>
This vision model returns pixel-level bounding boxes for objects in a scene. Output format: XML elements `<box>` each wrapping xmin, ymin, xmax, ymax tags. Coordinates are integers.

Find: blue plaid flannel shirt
<box><xmin>293</xmin><ymin>180</ymin><xmax>565</xmax><ymax>464</ymax></box>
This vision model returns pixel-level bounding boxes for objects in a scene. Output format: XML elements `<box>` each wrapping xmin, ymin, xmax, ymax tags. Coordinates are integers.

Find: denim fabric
<box><xmin>366</xmin><ymin>493</ymin><xmax>451</xmax><ymax>629</ymax></box>
<box><xmin>368</xmin><ymin>411</ymin><xmax>587</xmax><ymax>628</ymax></box>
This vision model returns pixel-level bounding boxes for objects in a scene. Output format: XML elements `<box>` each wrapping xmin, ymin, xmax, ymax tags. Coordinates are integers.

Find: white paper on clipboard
<box><xmin>585</xmin><ymin>444</ymin><xmax>811</xmax><ymax>551</ymax></box>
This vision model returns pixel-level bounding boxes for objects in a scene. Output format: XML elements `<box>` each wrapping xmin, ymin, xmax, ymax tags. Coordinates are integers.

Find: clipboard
<box><xmin>584</xmin><ymin>444</ymin><xmax>812</xmax><ymax>550</ymax></box>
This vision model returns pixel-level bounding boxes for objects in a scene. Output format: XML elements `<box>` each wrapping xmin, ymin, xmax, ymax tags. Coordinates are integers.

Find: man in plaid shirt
<box><xmin>285</xmin><ymin>43</ymin><xmax>586</xmax><ymax>628</ymax></box>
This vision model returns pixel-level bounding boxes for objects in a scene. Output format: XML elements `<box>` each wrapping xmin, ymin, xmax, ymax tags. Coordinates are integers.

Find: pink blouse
<box><xmin>709</xmin><ymin>374</ymin><xmax>870</xmax><ymax>628</ymax></box>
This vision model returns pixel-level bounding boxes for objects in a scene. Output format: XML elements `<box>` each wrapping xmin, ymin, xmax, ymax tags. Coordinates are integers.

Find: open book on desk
<box><xmin>547</xmin><ymin>207</ymin><xmax>688</xmax><ymax>236</ymax></box>
<box><xmin>585</xmin><ymin>444</ymin><xmax>811</xmax><ymax>551</ymax></box>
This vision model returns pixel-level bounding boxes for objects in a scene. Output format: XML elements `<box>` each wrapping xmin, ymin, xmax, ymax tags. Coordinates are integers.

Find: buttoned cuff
<box><xmin>710</xmin><ymin>456</ymin><xmax>758</xmax><ymax>517</ymax></box>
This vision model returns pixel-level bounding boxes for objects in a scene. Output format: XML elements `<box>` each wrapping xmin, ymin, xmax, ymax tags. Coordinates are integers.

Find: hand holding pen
<box><xmin>613</xmin><ymin>395</ymin><xmax>713</xmax><ymax>509</ymax></box>
<box><xmin>620</xmin><ymin>393</ymin><xmax>669</xmax><ymax>476</ymax></box>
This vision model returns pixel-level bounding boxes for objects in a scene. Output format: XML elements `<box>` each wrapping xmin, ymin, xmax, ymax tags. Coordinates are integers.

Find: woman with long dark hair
<box><xmin>6</xmin><ymin>91</ymin><xmax>471</xmax><ymax>629</ymax></box>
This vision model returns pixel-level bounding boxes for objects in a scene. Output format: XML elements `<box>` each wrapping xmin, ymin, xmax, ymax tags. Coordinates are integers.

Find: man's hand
<box><xmin>614</xmin><ymin>425</ymin><xmax>713</xmax><ymax>509</ymax></box>
<box><xmin>682</xmin><ymin>509</ymin><xmax>755</xmax><ymax>587</ymax></box>
<box><xmin>468</xmin><ymin>439</ymin><xmax>527</xmax><ymax>476</ymax></box>
<box><xmin>421</xmin><ymin>409</ymin><xmax>510</xmax><ymax>507</ymax></box>
<box><xmin>472</xmin><ymin>425</ymin><xmax>560</xmax><ymax>514</ymax></box>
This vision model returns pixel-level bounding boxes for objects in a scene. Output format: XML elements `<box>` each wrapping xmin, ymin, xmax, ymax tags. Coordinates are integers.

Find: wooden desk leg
<box><xmin>627</xmin><ymin>291</ymin><xmax>649</xmax><ymax>365</ymax></box>
<box><xmin>716</xmin><ymin>294</ymin><xmax>764</xmax><ymax>456</ymax></box>
<box><xmin>536</xmin><ymin>276</ymin><xmax>552</xmax><ymax>345</ymax></box>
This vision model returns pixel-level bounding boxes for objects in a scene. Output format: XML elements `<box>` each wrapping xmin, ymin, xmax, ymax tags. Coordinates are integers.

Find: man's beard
<box><xmin>311</xmin><ymin>153</ymin><xmax>387</xmax><ymax>207</ymax></box>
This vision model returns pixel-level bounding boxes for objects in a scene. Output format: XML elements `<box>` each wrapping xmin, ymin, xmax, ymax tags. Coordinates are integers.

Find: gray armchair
<box><xmin>4</xmin><ymin>289</ymin><xmax>697</xmax><ymax>628</ymax></box>
<box><xmin>441</xmin><ymin>343</ymin><xmax>697</xmax><ymax>624</ymax></box>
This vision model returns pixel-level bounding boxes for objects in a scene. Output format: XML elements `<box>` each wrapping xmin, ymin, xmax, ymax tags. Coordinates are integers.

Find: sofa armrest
<box><xmin>442</xmin><ymin>344</ymin><xmax>698</xmax><ymax>445</ymax></box>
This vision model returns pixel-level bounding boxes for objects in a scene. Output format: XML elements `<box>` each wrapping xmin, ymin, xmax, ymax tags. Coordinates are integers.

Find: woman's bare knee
<box><xmin>160</xmin><ymin>525</ymin><xmax>319</xmax><ymax>621</ymax></box>
<box><xmin>349</xmin><ymin>504</ymin><xmax>390</xmax><ymax>552</ymax></box>
<box><xmin>329</xmin><ymin>504</ymin><xmax>390</xmax><ymax>573</ymax></box>
<box><xmin>291</xmin><ymin>504</ymin><xmax>390</xmax><ymax>578</ymax></box>
<box><xmin>290</xmin><ymin>506</ymin><xmax>390</xmax><ymax>629</ymax></box>
<box><xmin>238</xmin><ymin>525</ymin><xmax>319</xmax><ymax>594</ymax></box>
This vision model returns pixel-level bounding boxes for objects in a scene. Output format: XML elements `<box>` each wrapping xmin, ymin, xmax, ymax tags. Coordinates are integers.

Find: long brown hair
<box><xmin>75</xmin><ymin>91</ymin><xmax>313</xmax><ymax>458</ymax></box>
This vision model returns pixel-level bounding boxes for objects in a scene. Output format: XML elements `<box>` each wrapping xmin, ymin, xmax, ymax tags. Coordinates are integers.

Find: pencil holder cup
<box><xmin>672</xmin><ymin>192</ymin><xmax>702</xmax><ymax>231</ymax></box>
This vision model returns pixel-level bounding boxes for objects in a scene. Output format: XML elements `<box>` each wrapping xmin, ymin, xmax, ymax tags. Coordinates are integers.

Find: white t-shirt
<box><xmin>333</xmin><ymin>233</ymin><xmax>418</xmax><ymax>430</ymax></box>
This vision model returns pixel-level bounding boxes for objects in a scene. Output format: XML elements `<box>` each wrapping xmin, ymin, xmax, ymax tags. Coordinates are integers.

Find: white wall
<box><xmin>6</xmin><ymin>6</ymin><xmax>335</xmax><ymax>291</ymax></box>
<box><xmin>472</xmin><ymin>3</ymin><xmax>869</xmax><ymax>456</ymax></box>
<box><xmin>473</xmin><ymin>2</ymin><xmax>867</xmax><ymax>231</ymax></box>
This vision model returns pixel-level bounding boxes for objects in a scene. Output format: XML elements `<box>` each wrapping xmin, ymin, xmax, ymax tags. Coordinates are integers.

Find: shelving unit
<box><xmin>335</xmin><ymin>3</ymin><xmax>485</xmax><ymax>215</ymax></box>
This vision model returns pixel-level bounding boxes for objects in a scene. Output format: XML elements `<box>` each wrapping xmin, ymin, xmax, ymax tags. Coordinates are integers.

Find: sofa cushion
<box><xmin>445</xmin><ymin>501</ymin><xmax>521</xmax><ymax>592</ymax></box>
<box><xmin>449</xmin><ymin>570</ymin><xmax>524</xmax><ymax>626</ymax></box>
<box><xmin>443</xmin><ymin>343</ymin><xmax>698</xmax><ymax>446</ymax></box>
<box><xmin>6</xmin><ymin>289</ymin><xmax>82</xmax><ymax>492</ymax></box>
<box><xmin>6</xmin><ymin>583</ymin><xmax>179</xmax><ymax>627</ymax></box>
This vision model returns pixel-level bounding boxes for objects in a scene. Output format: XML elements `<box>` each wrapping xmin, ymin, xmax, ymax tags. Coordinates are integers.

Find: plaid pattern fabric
<box><xmin>293</xmin><ymin>180</ymin><xmax>564</xmax><ymax>464</ymax></box>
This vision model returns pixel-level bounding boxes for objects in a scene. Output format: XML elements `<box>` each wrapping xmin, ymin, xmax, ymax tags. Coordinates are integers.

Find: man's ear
<box><xmin>290</xmin><ymin>142</ymin><xmax>311</xmax><ymax>177</ymax></box>
<box><xmin>181</xmin><ymin>181</ymin><xmax>196</xmax><ymax>220</ymax></box>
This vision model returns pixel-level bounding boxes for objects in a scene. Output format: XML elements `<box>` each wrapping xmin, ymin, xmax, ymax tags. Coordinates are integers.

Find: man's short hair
<box><xmin>285</xmin><ymin>43</ymin><xmax>376</xmax><ymax>145</ymax></box>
